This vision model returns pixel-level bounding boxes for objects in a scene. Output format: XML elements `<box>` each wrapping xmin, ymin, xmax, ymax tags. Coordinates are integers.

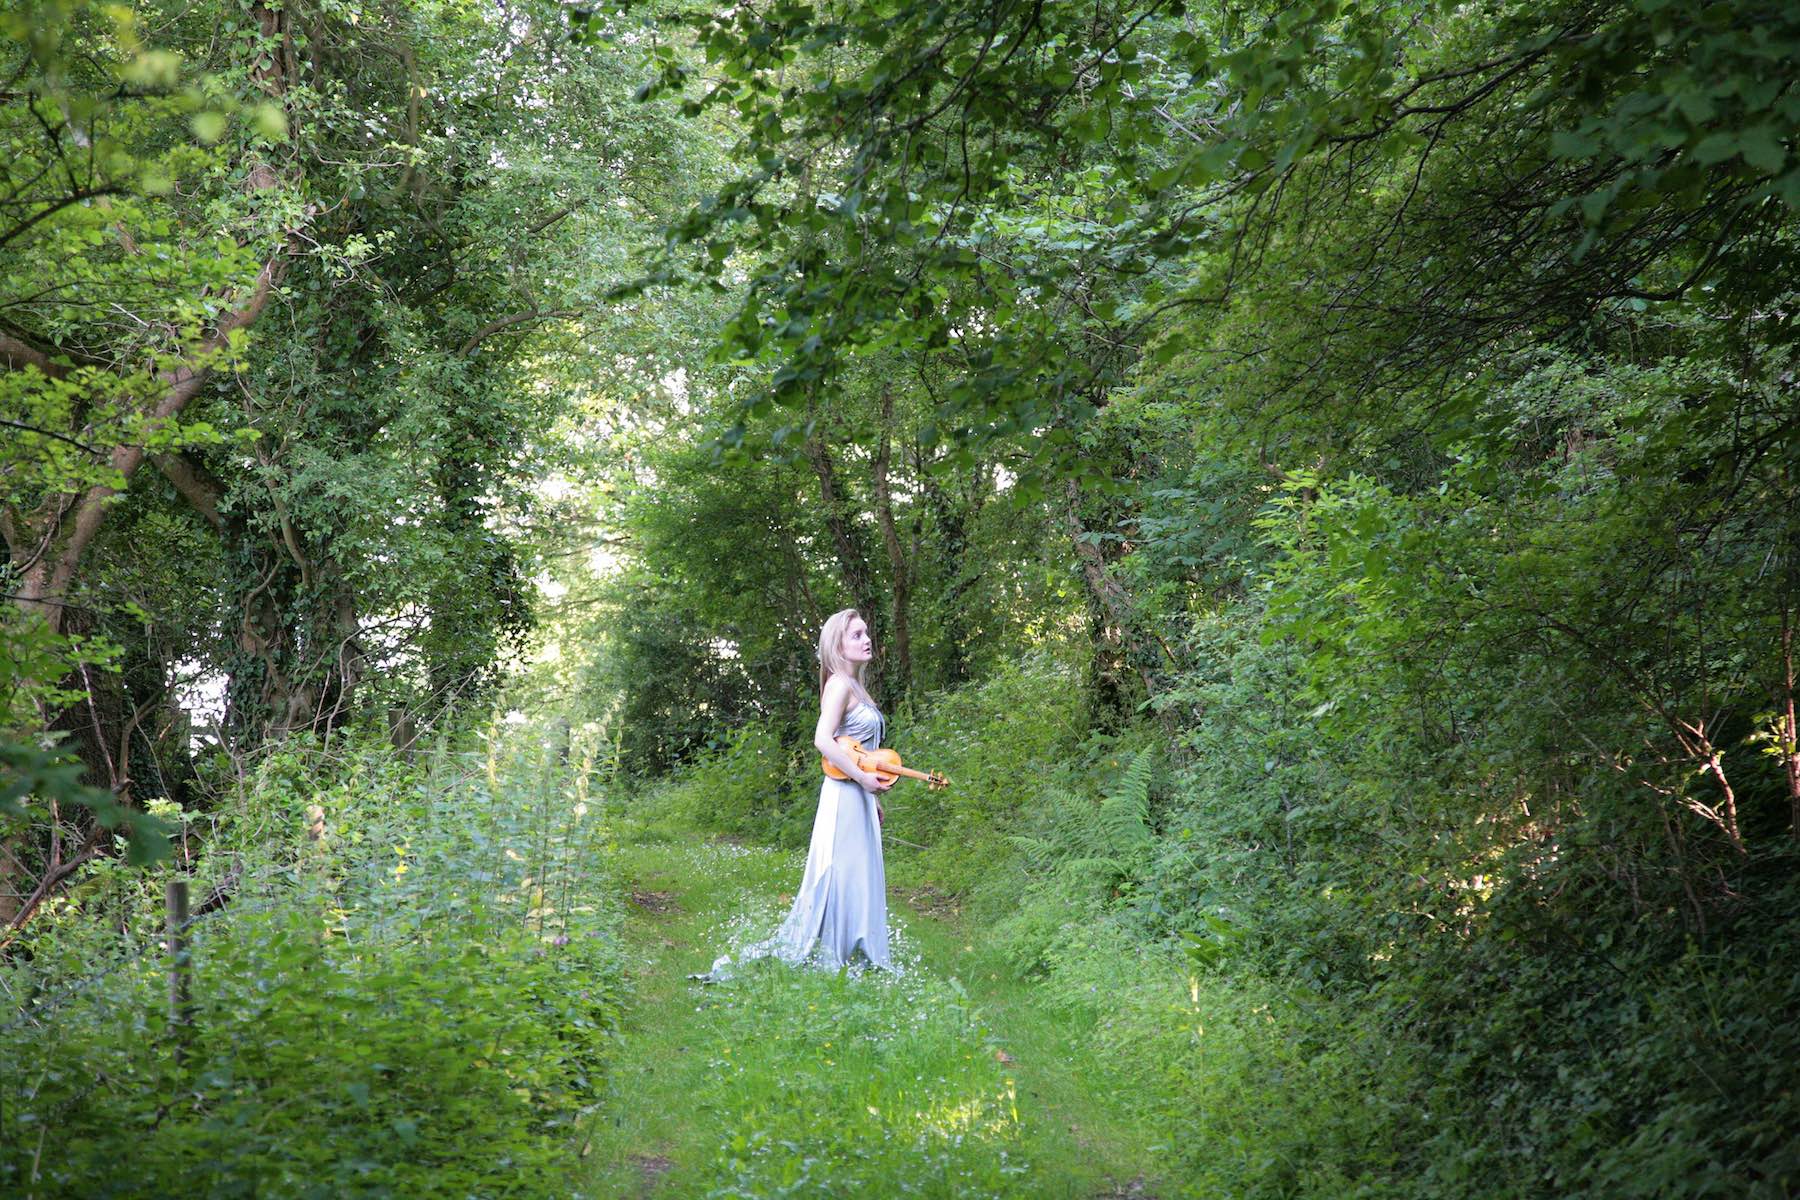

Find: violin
<box><xmin>821</xmin><ymin>736</ymin><xmax>950</xmax><ymax>791</ymax></box>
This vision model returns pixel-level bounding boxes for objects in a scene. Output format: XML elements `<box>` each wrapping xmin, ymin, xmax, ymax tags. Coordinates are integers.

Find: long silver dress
<box><xmin>703</xmin><ymin>700</ymin><xmax>892</xmax><ymax>977</ymax></box>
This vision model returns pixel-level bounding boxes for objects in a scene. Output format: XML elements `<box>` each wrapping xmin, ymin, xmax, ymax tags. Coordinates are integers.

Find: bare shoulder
<box><xmin>819</xmin><ymin>673</ymin><xmax>854</xmax><ymax>712</ymax></box>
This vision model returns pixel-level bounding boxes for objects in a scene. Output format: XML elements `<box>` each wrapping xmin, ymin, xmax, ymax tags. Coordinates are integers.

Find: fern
<box><xmin>1097</xmin><ymin>749</ymin><xmax>1155</xmax><ymax>858</ymax></box>
<box><xmin>1007</xmin><ymin>785</ymin><xmax>1092</xmax><ymax>865</ymax></box>
<box><xmin>1008</xmin><ymin>750</ymin><xmax>1158</xmax><ymax>898</ymax></box>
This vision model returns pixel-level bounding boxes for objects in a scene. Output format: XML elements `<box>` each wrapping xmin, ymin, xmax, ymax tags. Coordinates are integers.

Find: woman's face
<box><xmin>840</xmin><ymin>616</ymin><xmax>873</xmax><ymax>664</ymax></box>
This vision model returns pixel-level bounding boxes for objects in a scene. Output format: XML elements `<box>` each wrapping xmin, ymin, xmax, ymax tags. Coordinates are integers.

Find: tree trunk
<box><xmin>1780</xmin><ymin>603</ymin><xmax>1799</xmax><ymax>839</ymax></box>
<box><xmin>0</xmin><ymin>3</ymin><xmax>297</xmax><ymax>940</ymax></box>
<box><xmin>805</xmin><ymin>432</ymin><xmax>887</xmax><ymax>692</ymax></box>
<box><xmin>871</xmin><ymin>389</ymin><xmax>913</xmax><ymax>697</ymax></box>
<box><xmin>1064</xmin><ymin>479</ymin><xmax>1165</xmax><ymax>717</ymax></box>
<box><xmin>4</xmin><ymin>3</ymin><xmax>293</xmax><ymax>636</ymax></box>
<box><xmin>914</xmin><ymin>451</ymin><xmax>988</xmax><ymax>685</ymax></box>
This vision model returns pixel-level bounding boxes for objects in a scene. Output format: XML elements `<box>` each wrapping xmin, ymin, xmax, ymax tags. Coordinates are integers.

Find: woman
<box><xmin>699</xmin><ymin>608</ymin><xmax>895</xmax><ymax>979</ymax></box>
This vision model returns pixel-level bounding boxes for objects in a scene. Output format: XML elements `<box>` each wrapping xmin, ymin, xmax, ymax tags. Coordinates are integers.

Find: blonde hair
<box><xmin>818</xmin><ymin>608</ymin><xmax>872</xmax><ymax>701</ymax></box>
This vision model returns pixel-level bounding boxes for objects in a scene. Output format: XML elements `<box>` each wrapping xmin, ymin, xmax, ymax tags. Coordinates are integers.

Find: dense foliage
<box><xmin>2</xmin><ymin>725</ymin><xmax>624</xmax><ymax>1196</ymax></box>
<box><xmin>5</xmin><ymin>0</ymin><xmax>1797</xmax><ymax>1194</ymax></box>
<box><xmin>1</xmin><ymin>0</ymin><xmax>708</xmax><ymax>924</ymax></box>
<box><xmin>571</xmin><ymin>0</ymin><xmax>1800</xmax><ymax>1193</ymax></box>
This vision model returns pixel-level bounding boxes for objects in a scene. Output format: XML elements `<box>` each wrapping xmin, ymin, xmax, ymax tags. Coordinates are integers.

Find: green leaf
<box><xmin>1739</xmin><ymin>125</ymin><xmax>1786</xmax><ymax>174</ymax></box>
<box><xmin>1550</xmin><ymin>130</ymin><xmax>1599</xmax><ymax>158</ymax></box>
<box><xmin>191</xmin><ymin>110</ymin><xmax>227</xmax><ymax>143</ymax></box>
<box><xmin>1691</xmin><ymin>131</ymin><xmax>1738</xmax><ymax>164</ymax></box>
<box><xmin>250</xmin><ymin>102</ymin><xmax>288</xmax><ymax>141</ymax></box>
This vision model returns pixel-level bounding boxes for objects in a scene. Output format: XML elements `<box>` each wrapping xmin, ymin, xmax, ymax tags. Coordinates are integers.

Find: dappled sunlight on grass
<box><xmin>586</xmin><ymin>827</ymin><xmax>1049</xmax><ymax>1197</ymax></box>
<box><xmin>579</xmin><ymin>773</ymin><xmax>1170</xmax><ymax>1199</ymax></box>
<box><xmin>903</xmin><ymin>1085</ymin><xmax>1019</xmax><ymax>1141</ymax></box>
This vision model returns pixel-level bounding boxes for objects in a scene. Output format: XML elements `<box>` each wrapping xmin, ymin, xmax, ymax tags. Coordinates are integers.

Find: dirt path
<box><xmin>580</xmin><ymin>828</ymin><xmax>1164</xmax><ymax>1198</ymax></box>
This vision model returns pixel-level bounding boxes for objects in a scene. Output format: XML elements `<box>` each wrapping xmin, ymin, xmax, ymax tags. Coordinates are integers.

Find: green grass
<box><xmin>582</xmin><ymin>817</ymin><xmax>1166</xmax><ymax>1198</ymax></box>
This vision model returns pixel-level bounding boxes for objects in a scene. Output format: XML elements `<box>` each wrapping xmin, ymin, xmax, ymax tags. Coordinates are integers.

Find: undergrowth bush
<box><xmin>652</xmin><ymin>716</ymin><xmax>803</xmax><ymax>840</ymax></box>
<box><xmin>981</xmin><ymin>588</ymin><xmax>1800</xmax><ymax>1198</ymax></box>
<box><xmin>887</xmin><ymin>651</ymin><xmax>1101</xmax><ymax>896</ymax></box>
<box><xmin>2</xmin><ymin>721</ymin><xmax>625</xmax><ymax>1198</ymax></box>
<box><xmin>642</xmin><ymin>578</ymin><xmax>1800</xmax><ymax>1197</ymax></box>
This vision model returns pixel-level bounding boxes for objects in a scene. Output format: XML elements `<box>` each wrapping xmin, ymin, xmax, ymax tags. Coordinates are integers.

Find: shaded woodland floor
<box><xmin>583</xmin><ymin>824</ymin><xmax>1165</xmax><ymax>1198</ymax></box>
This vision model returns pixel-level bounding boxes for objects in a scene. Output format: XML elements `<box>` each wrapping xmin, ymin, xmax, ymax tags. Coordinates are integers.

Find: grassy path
<box><xmin>581</xmin><ymin>823</ymin><xmax>1166</xmax><ymax>1198</ymax></box>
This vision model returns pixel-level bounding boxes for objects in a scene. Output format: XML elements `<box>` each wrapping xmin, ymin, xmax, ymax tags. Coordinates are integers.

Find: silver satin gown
<box><xmin>703</xmin><ymin>700</ymin><xmax>892</xmax><ymax>977</ymax></box>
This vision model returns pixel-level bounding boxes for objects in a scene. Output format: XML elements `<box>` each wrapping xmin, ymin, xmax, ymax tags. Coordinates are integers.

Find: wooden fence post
<box><xmin>166</xmin><ymin>879</ymin><xmax>191</xmax><ymax>1064</ymax></box>
<box><xmin>388</xmin><ymin>706</ymin><xmax>418</xmax><ymax>760</ymax></box>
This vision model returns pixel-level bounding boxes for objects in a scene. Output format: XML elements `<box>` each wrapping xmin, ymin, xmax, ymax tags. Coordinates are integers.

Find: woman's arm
<box><xmin>814</xmin><ymin>678</ymin><xmax>892</xmax><ymax>793</ymax></box>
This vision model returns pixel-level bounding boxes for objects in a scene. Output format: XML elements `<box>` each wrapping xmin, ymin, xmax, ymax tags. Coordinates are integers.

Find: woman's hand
<box><xmin>855</xmin><ymin>769</ymin><xmax>894</xmax><ymax>794</ymax></box>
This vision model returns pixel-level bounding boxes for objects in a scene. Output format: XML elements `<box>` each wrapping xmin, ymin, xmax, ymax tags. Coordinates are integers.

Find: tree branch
<box><xmin>150</xmin><ymin>452</ymin><xmax>228</xmax><ymax>531</ymax></box>
<box><xmin>0</xmin><ymin>330</ymin><xmax>66</xmax><ymax>378</ymax></box>
<box><xmin>526</xmin><ymin>206</ymin><xmax>577</xmax><ymax>237</ymax></box>
<box><xmin>0</xmin><ymin>185</ymin><xmax>126</xmax><ymax>253</ymax></box>
<box><xmin>0</xmin><ymin>417</ymin><xmax>102</xmax><ymax>455</ymax></box>
<box><xmin>458</xmin><ymin>308</ymin><xmax>582</xmax><ymax>356</ymax></box>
